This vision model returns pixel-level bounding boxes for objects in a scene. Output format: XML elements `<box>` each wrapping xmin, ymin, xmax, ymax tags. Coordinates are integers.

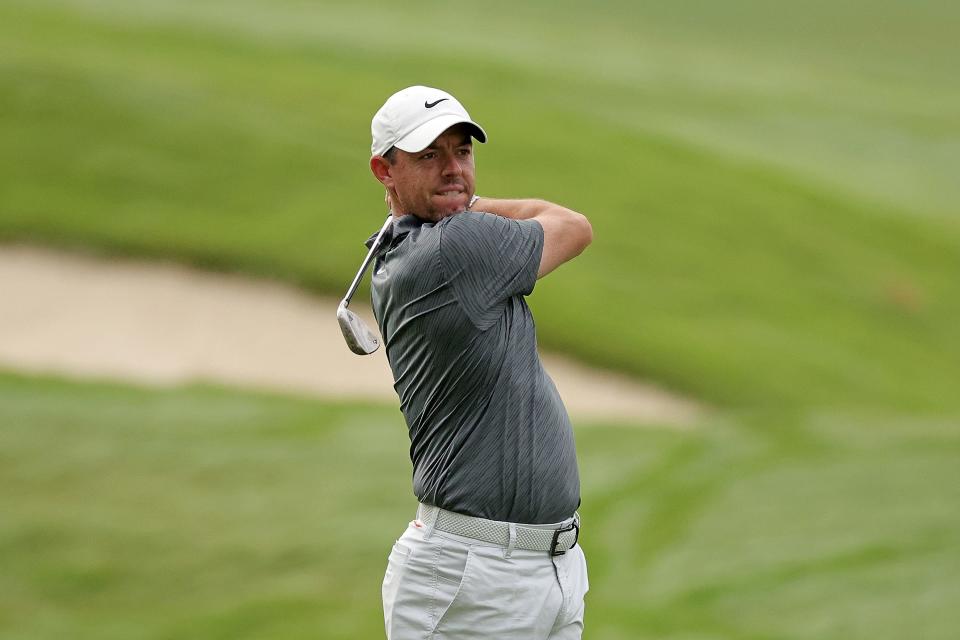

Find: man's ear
<box><xmin>370</xmin><ymin>155</ymin><xmax>394</xmax><ymax>188</ymax></box>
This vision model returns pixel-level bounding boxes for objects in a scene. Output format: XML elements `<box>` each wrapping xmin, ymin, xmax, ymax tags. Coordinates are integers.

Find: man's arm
<box><xmin>470</xmin><ymin>197</ymin><xmax>592</xmax><ymax>278</ymax></box>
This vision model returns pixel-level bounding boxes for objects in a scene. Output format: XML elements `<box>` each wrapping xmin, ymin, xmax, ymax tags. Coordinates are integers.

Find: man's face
<box><xmin>379</xmin><ymin>124</ymin><xmax>476</xmax><ymax>222</ymax></box>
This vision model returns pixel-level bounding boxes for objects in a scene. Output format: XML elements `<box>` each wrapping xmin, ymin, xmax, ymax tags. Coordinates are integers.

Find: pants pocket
<box><xmin>552</xmin><ymin>544</ymin><xmax>589</xmax><ymax>635</ymax></box>
<box><xmin>429</xmin><ymin>540</ymin><xmax>474</xmax><ymax>634</ymax></box>
<box><xmin>382</xmin><ymin>541</ymin><xmax>413</xmax><ymax>634</ymax></box>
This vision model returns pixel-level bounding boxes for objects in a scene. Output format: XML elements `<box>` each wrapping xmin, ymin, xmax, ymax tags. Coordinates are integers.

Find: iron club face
<box><xmin>337</xmin><ymin>301</ymin><xmax>380</xmax><ymax>355</ymax></box>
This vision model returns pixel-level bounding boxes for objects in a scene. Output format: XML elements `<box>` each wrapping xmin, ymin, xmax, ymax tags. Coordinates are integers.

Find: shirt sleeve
<box><xmin>439</xmin><ymin>212</ymin><xmax>544</xmax><ymax>329</ymax></box>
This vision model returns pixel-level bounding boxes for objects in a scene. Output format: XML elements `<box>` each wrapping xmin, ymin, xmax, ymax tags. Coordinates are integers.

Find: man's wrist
<box><xmin>468</xmin><ymin>194</ymin><xmax>481</xmax><ymax>210</ymax></box>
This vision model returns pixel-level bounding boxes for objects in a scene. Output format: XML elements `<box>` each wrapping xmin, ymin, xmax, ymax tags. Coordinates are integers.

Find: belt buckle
<box><xmin>549</xmin><ymin>518</ymin><xmax>580</xmax><ymax>556</ymax></box>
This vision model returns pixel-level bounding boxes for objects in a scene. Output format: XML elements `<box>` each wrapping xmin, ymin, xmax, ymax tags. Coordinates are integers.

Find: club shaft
<box><xmin>341</xmin><ymin>214</ymin><xmax>394</xmax><ymax>306</ymax></box>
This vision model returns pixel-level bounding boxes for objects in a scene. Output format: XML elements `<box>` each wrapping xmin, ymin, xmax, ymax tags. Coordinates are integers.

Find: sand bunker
<box><xmin>0</xmin><ymin>245</ymin><xmax>700</xmax><ymax>424</ymax></box>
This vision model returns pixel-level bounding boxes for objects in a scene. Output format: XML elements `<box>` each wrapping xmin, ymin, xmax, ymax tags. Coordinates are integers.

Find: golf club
<box><xmin>337</xmin><ymin>213</ymin><xmax>393</xmax><ymax>355</ymax></box>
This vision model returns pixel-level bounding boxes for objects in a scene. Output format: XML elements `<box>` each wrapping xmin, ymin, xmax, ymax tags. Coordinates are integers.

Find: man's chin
<box><xmin>435</xmin><ymin>193</ymin><xmax>469</xmax><ymax>209</ymax></box>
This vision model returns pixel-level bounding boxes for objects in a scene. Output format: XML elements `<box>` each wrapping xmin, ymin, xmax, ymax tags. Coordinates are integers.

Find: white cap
<box><xmin>371</xmin><ymin>86</ymin><xmax>487</xmax><ymax>157</ymax></box>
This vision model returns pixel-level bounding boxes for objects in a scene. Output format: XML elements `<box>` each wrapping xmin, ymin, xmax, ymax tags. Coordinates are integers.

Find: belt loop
<box><xmin>504</xmin><ymin>523</ymin><xmax>517</xmax><ymax>559</ymax></box>
<box><xmin>419</xmin><ymin>503</ymin><xmax>438</xmax><ymax>540</ymax></box>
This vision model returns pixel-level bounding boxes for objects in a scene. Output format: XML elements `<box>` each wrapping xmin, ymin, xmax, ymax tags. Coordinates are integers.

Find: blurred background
<box><xmin>1</xmin><ymin>0</ymin><xmax>958</xmax><ymax>638</ymax></box>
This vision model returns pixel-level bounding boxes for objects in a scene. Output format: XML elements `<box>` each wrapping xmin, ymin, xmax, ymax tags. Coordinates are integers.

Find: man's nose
<box><xmin>441</xmin><ymin>153</ymin><xmax>463</xmax><ymax>177</ymax></box>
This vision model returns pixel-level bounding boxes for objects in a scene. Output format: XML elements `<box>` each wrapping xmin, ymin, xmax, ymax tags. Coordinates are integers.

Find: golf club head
<box><xmin>337</xmin><ymin>301</ymin><xmax>380</xmax><ymax>355</ymax></box>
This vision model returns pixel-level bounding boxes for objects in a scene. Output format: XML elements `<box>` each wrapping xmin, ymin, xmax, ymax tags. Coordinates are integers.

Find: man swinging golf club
<box><xmin>358</xmin><ymin>85</ymin><xmax>592</xmax><ymax>639</ymax></box>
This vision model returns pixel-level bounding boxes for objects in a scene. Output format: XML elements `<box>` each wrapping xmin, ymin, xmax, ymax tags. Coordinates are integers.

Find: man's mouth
<box><xmin>436</xmin><ymin>185</ymin><xmax>466</xmax><ymax>197</ymax></box>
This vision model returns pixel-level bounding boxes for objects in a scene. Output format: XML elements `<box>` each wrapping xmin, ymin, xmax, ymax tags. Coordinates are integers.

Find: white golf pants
<box><xmin>382</xmin><ymin>517</ymin><xmax>589</xmax><ymax>639</ymax></box>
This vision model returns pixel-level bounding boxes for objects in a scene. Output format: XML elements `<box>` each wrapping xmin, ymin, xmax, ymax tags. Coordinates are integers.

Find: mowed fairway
<box><xmin>2</xmin><ymin>373</ymin><xmax>959</xmax><ymax>639</ymax></box>
<box><xmin>1</xmin><ymin>0</ymin><xmax>959</xmax><ymax>638</ymax></box>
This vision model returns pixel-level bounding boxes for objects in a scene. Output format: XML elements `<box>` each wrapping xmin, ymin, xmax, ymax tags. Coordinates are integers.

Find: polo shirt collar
<box><xmin>364</xmin><ymin>214</ymin><xmax>424</xmax><ymax>249</ymax></box>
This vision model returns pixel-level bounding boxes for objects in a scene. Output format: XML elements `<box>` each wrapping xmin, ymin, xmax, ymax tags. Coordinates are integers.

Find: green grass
<box><xmin>1</xmin><ymin>0</ymin><xmax>958</xmax><ymax>411</ymax></box>
<box><xmin>1</xmin><ymin>373</ymin><xmax>958</xmax><ymax>639</ymax></box>
<box><xmin>1</xmin><ymin>5</ymin><xmax>958</xmax><ymax>635</ymax></box>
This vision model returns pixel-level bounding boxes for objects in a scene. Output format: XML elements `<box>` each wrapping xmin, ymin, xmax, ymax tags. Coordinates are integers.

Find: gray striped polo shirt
<box><xmin>368</xmin><ymin>211</ymin><xmax>580</xmax><ymax>524</ymax></box>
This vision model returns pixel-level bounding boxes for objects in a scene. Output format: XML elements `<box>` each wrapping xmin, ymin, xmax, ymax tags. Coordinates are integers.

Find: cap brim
<box><xmin>393</xmin><ymin>115</ymin><xmax>487</xmax><ymax>154</ymax></box>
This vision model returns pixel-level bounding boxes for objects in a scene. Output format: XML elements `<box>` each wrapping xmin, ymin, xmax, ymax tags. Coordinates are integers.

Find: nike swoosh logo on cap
<box><xmin>424</xmin><ymin>98</ymin><xmax>449</xmax><ymax>108</ymax></box>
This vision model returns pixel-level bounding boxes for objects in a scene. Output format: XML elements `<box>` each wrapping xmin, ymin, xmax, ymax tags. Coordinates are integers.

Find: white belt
<box><xmin>417</xmin><ymin>504</ymin><xmax>580</xmax><ymax>556</ymax></box>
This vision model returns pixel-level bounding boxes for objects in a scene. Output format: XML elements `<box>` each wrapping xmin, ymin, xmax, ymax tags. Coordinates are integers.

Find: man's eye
<box><xmin>420</xmin><ymin>152</ymin><xmax>435</xmax><ymax>160</ymax></box>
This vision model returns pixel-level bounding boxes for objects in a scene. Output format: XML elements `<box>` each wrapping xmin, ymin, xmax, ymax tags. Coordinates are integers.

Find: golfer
<box><xmin>367</xmin><ymin>85</ymin><xmax>593</xmax><ymax>639</ymax></box>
